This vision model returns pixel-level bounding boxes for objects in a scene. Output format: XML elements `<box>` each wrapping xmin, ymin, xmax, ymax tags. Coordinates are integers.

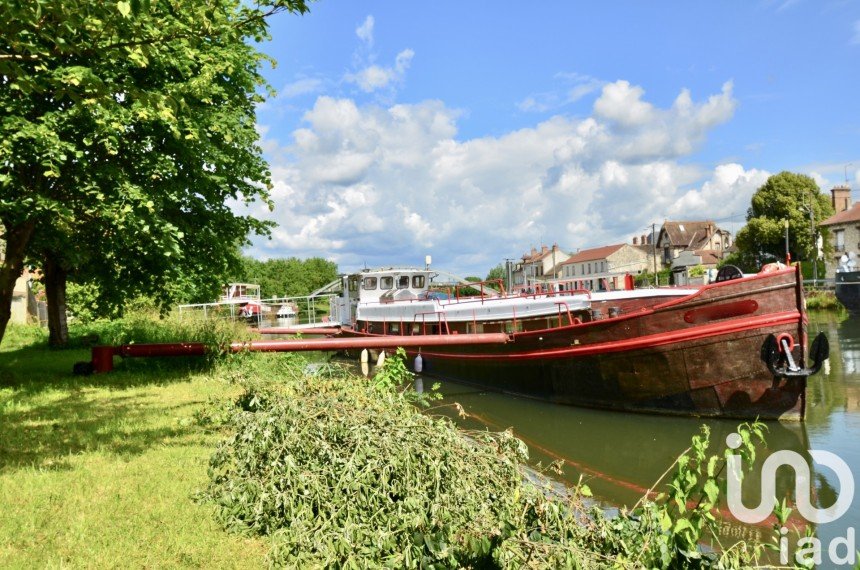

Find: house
<box><xmin>654</xmin><ymin>220</ymin><xmax>732</xmax><ymax>284</ymax></box>
<box><xmin>558</xmin><ymin>243</ymin><xmax>651</xmax><ymax>291</ymax></box>
<box><xmin>0</xmin><ymin>241</ymin><xmax>36</xmax><ymax>325</ymax></box>
<box><xmin>511</xmin><ymin>244</ymin><xmax>570</xmax><ymax>289</ymax></box>
<box><xmin>656</xmin><ymin>221</ymin><xmax>732</xmax><ymax>267</ymax></box>
<box><xmin>819</xmin><ymin>185</ymin><xmax>858</xmax><ymax>278</ymax></box>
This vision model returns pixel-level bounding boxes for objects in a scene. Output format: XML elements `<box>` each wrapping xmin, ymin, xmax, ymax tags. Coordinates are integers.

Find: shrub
<box><xmin>200</xmin><ymin>351</ymin><xmax>773</xmax><ymax>568</ymax></box>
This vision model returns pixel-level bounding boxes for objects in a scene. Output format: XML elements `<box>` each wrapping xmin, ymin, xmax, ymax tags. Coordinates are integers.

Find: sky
<box><xmin>240</xmin><ymin>0</ymin><xmax>860</xmax><ymax>277</ymax></box>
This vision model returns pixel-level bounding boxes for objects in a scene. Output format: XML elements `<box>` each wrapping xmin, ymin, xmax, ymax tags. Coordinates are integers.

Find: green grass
<box><xmin>805</xmin><ymin>289</ymin><xmax>843</xmax><ymax>311</ymax></box>
<box><xmin>0</xmin><ymin>323</ymin><xmax>267</xmax><ymax>568</ymax></box>
<box><xmin>0</xmin><ymin>320</ymin><xmax>776</xmax><ymax>568</ymax></box>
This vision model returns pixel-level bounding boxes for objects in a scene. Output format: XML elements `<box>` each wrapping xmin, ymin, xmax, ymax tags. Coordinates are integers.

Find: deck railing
<box><xmin>177</xmin><ymin>293</ymin><xmax>337</xmax><ymax>328</ymax></box>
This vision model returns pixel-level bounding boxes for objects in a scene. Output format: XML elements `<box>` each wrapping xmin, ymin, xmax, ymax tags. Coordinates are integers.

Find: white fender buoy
<box><xmin>360</xmin><ymin>349</ymin><xmax>369</xmax><ymax>363</ymax></box>
<box><xmin>376</xmin><ymin>351</ymin><xmax>386</xmax><ymax>367</ymax></box>
<box><xmin>361</xmin><ymin>361</ymin><xmax>369</xmax><ymax>377</ymax></box>
<box><xmin>414</xmin><ymin>354</ymin><xmax>423</xmax><ymax>373</ymax></box>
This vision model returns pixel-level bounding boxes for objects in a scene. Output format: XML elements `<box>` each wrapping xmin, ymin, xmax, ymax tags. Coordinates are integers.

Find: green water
<box><xmin>426</xmin><ymin>312</ymin><xmax>860</xmax><ymax>562</ymax></box>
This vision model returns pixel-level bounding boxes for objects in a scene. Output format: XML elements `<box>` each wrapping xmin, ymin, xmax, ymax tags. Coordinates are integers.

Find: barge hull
<box><xmin>343</xmin><ymin>267</ymin><xmax>811</xmax><ymax>420</ymax></box>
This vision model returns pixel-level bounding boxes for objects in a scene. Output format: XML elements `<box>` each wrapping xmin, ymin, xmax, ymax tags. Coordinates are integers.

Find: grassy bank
<box><xmin>1</xmin><ymin>317</ymin><xmax>779</xmax><ymax>568</ymax></box>
<box><xmin>0</xmin><ymin>319</ymin><xmax>267</xmax><ymax>568</ymax></box>
<box><xmin>805</xmin><ymin>289</ymin><xmax>843</xmax><ymax>311</ymax></box>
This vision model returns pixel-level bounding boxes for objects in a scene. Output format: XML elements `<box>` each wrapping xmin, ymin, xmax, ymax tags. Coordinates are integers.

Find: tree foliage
<box><xmin>733</xmin><ymin>172</ymin><xmax>833</xmax><ymax>271</ymax></box>
<box><xmin>232</xmin><ymin>256</ymin><xmax>338</xmax><ymax>298</ymax></box>
<box><xmin>485</xmin><ymin>263</ymin><xmax>505</xmax><ymax>284</ymax></box>
<box><xmin>0</xmin><ymin>0</ymin><xmax>311</xmax><ymax>345</ymax></box>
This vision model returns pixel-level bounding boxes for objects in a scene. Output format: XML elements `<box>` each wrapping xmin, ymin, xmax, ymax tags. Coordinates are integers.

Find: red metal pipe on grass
<box><xmin>85</xmin><ymin>333</ymin><xmax>510</xmax><ymax>373</ymax></box>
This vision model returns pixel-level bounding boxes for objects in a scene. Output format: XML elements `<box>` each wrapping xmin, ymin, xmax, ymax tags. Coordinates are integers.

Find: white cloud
<box><xmin>281</xmin><ymin>77</ymin><xmax>323</xmax><ymax>98</ymax></box>
<box><xmin>345</xmin><ymin>49</ymin><xmax>414</xmax><ymax>93</ymax></box>
<box><xmin>356</xmin><ymin>15</ymin><xmax>374</xmax><ymax>45</ymax></box>
<box><xmin>593</xmin><ymin>81</ymin><xmax>656</xmax><ymax>126</ymax></box>
<box><xmin>343</xmin><ymin>15</ymin><xmax>413</xmax><ymax>94</ymax></box>
<box><xmin>248</xmin><ymin>82</ymin><xmax>757</xmax><ymax>275</ymax></box>
<box><xmin>669</xmin><ymin>163</ymin><xmax>770</xmax><ymax>220</ymax></box>
<box><xmin>518</xmin><ymin>72</ymin><xmax>604</xmax><ymax>112</ymax></box>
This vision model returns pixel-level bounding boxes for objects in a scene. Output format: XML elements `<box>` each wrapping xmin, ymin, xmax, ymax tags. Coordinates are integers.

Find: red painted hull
<box><xmin>343</xmin><ymin>267</ymin><xmax>811</xmax><ymax>420</ymax></box>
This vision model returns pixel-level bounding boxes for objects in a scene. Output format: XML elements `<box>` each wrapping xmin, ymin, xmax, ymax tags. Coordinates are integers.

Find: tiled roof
<box><xmin>820</xmin><ymin>203</ymin><xmax>860</xmax><ymax>226</ymax></box>
<box><xmin>561</xmin><ymin>244</ymin><xmax>625</xmax><ymax>264</ymax></box>
<box><xmin>661</xmin><ymin>221</ymin><xmax>717</xmax><ymax>248</ymax></box>
<box><xmin>521</xmin><ymin>246</ymin><xmax>567</xmax><ymax>263</ymax></box>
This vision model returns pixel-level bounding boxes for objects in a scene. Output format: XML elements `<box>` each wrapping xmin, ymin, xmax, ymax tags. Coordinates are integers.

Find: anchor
<box><xmin>762</xmin><ymin>332</ymin><xmax>829</xmax><ymax>378</ymax></box>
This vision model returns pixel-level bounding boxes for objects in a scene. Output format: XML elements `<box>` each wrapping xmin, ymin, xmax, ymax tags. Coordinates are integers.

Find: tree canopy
<box><xmin>233</xmin><ymin>256</ymin><xmax>339</xmax><ymax>299</ymax></box>
<box><xmin>0</xmin><ymin>0</ymin><xmax>311</xmax><ymax>345</ymax></box>
<box><xmin>730</xmin><ymin>172</ymin><xmax>833</xmax><ymax>271</ymax></box>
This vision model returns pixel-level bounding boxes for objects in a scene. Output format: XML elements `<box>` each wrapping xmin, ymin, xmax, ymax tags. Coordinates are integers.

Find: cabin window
<box><xmin>397</xmin><ymin>275</ymin><xmax>410</xmax><ymax>289</ymax></box>
<box><xmin>412</xmin><ymin>275</ymin><xmax>425</xmax><ymax>288</ymax></box>
<box><xmin>380</xmin><ymin>276</ymin><xmax>393</xmax><ymax>290</ymax></box>
<box><xmin>362</xmin><ymin>277</ymin><xmax>378</xmax><ymax>290</ymax></box>
<box><xmin>348</xmin><ymin>276</ymin><xmax>359</xmax><ymax>292</ymax></box>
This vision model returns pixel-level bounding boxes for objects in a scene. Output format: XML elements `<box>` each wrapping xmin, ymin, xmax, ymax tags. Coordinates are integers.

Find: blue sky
<box><xmin>242</xmin><ymin>0</ymin><xmax>860</xmax><ymax>276</ymax></box>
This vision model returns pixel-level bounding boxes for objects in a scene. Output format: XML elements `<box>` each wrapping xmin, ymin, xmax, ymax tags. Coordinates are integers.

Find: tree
<box><xmin>0</xmin><ymin>0</ymin><xmax>311</xmax><ymax>346</ymax></box>
<box><xmin>732</xmin><ymin>172</ymin><xmax>833</xmax><ymax>272</ymax></box>
<box><xmin>232</xmin><ymin>256</ymin><xmax>338</xmax><ymax>299</ymax></box>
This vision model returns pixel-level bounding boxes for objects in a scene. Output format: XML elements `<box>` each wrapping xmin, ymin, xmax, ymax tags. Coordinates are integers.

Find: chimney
<box><xmin>633</xmin><ymin>236</ymin><xmax>639</xmax><ymax>245</ymax></box>
<box><xmin>541</xmin><ymin>245</ymin><xmax>549</xmax><ymax>254</ymax></box>
<box><xmin>832</xmin><ymin>185</ymin><xmax>852</xmax><ymax>212</ymax></box>
<box><xmin>641</xmin><ymin>234</ymin><xmax>647</xmax><ymax>245</ymax></box>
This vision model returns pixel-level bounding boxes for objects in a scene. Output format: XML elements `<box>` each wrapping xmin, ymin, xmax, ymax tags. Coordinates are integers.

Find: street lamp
<box><xmin>784</xmin><ymin>219</ymin><xmax>790</xmax><ymax>265</ymax></box>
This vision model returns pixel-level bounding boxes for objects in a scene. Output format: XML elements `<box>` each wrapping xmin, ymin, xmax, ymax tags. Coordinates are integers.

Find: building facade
<box><xmin>820</xmin><ymin>185</ymin><xmax>859</xmax><ymax>278</ymax></box>
<box><xmin>511</xmin><ymin>244</ymin><xmax>570</xmax><ymax>289</ymax></box>
<box><xmin>558</xmin><ymin>243</ymin><xmax>650</xmax><ymax>291</ymax></box>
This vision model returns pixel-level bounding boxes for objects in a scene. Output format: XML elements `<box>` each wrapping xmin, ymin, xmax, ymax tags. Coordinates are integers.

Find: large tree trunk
<box><xmin>43</xmin><ymin>254</ymin><xmax>70</xmax><ymax>348</ymax></box>
<box><xmin>0</xmin><ymin>220</ymin><xmax>36</xmax><ymax>347</ymax></box>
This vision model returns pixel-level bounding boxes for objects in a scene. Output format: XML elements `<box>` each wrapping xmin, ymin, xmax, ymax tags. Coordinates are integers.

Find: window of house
<box><xmin>380</xmin><ymin>276</ymin><xmax>393</xmax><ymax>290</ymax></box>
<box><xmin>397</xmin><ymin>275</ymin><xmax>410</xmax><ymax>289</ymax></box>
<box><xmin>412</xmin><ymin>275</ymin><xmax>425</xmax><ymax>288</ymax></box>
<box><xmin>835</xmin><ymin>230</ymin><xmax>845</xmax><ymax>252</ymax></box>
<box><xmin>587</xmin><ymin>263</ymin><xmax>591</xmax><ymax>274</ymax></box>
<box><xmin>362</xmin><ymin>277</ymin><xmax>378</xmax><ymax>290</ymax></box>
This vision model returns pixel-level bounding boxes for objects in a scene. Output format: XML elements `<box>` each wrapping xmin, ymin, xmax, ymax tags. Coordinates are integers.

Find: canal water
<box><xmin>428</xmin><ymin>312</ymin><xmax>860</xmax><ymax>565</ymax></box>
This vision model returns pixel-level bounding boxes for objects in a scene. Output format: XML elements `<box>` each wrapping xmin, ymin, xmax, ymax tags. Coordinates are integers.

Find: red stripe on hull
<box><xmin>343</xmin><ymin>267</ymin><xmax>811</xmax><ymax>420</ymax></box>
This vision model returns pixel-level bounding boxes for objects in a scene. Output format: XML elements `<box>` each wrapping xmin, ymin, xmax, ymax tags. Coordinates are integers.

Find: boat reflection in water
<box><xmin>434</xmin><ymin>378</ymin><xmax>817</xmax><ymax>550</ymax></box>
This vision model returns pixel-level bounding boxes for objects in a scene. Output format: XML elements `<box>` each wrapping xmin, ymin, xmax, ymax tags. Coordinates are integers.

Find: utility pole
<box><xmin>808</xmin><ymin>202</ymin><xmax>817</xmax><ymax>285</ymax></box>
<box><xmin>652</xmin><ymin>223</ymin><xmax>658</xmax><ymax>287</ymax></box>
<box><xmin>784</xmin><ymin>219</ymin><xmax>790</xmax><ymax>265</ymax></box>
